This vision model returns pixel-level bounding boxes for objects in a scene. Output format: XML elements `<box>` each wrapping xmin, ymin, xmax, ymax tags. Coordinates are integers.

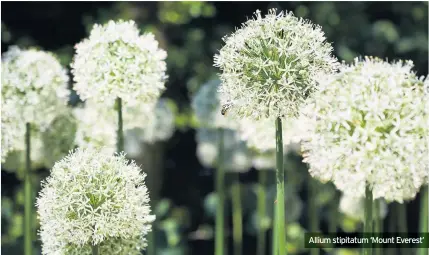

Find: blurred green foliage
<box><xmin>1</xmin><ymin>2</ymin><xmax>427</xmax><ymax>254</ymax></box>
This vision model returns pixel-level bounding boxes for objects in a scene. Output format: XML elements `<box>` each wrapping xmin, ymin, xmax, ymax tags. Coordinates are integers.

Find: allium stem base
<box><xmin>275</xmin><ymin>117</ymin><xmax>286</xmax><ymax>255</ymax></box>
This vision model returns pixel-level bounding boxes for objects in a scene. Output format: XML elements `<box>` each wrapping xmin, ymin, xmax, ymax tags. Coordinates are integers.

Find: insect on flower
<box><xmin>221</xmin><ymin>102</ymin><xmax>233</xmax><ymax>116</ymax></box>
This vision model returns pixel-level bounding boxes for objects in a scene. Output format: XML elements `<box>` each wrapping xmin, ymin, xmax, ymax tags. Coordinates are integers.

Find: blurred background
<box><xmin>1</xmin><ymin>2</ymin><xmax>428</xmax><ymax>255</ymax></box>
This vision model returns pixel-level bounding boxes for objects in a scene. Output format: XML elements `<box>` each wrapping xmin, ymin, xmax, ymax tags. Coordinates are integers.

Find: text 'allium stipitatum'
<box><xmin>214</xmin><ymin>9</ymin><xmax>338</xmax><ymax>120</ymax></box>
<box><xmin>301</xmin><ymin>57</ymin><xmax>429</xmax><ymax>203</ymax></box>
<box><xmin>37</xmin><ymin>148</ymin><xmax>155</xmax><ymax>254</ymax></box>
<box><xmin>71</xmin><ymin>20</ymin><xmax>167</xmax><ymax>106</ymax></box>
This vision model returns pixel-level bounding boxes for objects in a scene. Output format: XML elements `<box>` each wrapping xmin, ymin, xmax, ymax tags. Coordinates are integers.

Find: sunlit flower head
<box><xmin>71</xmin><ymin>20</ymin><xmax>167</xmax><ymax>106</ymax></box>
<box><xmin>1</xmin><ymin>46</ymin><xmax>70</xmax><ymax>128</ymax></box>
<box><xmin>191</xmin><ymin>79</ymin><xmax>238</xmax><ymax>129</ymax></box>
<box><xmin>339</xmin><ymin>193</ymin><xmax>387</xmax><ymax>221</ymax></box>
<box><xmin>301</xmin><ymin>57</ymin><xmax>428</xmax><ymax>202</ymax></box>
<box><xmin>214</xmin><ymin>9</ymin><xmax>338</xmax><ymax>120</ymax></box>
<box><xmin>37</xmin><ymin>147</ymin><xmax>155</xmax><ymax>254</ymax></box>
<box><xmin>196</xmin><ymin>128</ymin><xmax>252</xmax><ymax>172</ymax></box>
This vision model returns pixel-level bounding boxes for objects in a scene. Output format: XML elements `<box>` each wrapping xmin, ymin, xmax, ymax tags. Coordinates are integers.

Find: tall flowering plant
<box><xmin>214</xmin><ymin>9</ymin><xmax>338</xmax><ymax>255</ymax></box>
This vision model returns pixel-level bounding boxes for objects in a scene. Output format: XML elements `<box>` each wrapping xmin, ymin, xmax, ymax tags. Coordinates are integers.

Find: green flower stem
<box><xmin>272</xmin><ymin>204</ymin><xmax>278</xmax><ymax>255</ymax></box>
<box><xmin>363</xmin><ymin>185</ymin><xmax>373</xmax><ymax>255</ymax></box>
<box><xmin>308</xmin><ymin>178</ymin><xmax>319</xmax><ymax>255</ymax></box>
<box><xmin>275</xmin><ymin>117</ymin><xmax>286</xmax><ymax>255</ymax></box>
<box><xmin>231</xmin><ymin>173</ymin><xmax>243</xmax><ymax>255</ymax></box>
<box><xmin>397</xmin><ymin>202</ymin><xmax>407</xmax><ymax>233</ymax></box>
<box><xmin>257</xmin><ymin>170</ymin><xmax>268</xmax><ymax>255</ymax></box>
<box><xmin>329</xmin><ymin>191</ymin><xmax>339</xmax><ymax>234</ymax></box>
<box><xmin>147</xmin><ymin>229</ymin><xmax>155</xmax><ymax>255</ymax></box>
<box><xmin>92</xmin><ymin>244</ymin><xmax>99</xmax><ymax>255</ymax></box>
<box><xmin>374</xmin><ymin>199</ymin><xmax>381</xmax><ymax>255</ymax></box>
<box><xmin>418</xmin><ymin>186</ymin><xmax>428</xmax><ymax>255</ymax></box>
<box><xmin>215</xmin><ymin>128</ymin><xmax>225</xmax><ymax>255</ymax></box>
<box><xmin>24</xmin><ymin>123</ymin><xmax>32</xmax><ymax>255</ymax></box>
<box><xmin>116</xmin><ymin>97</ymin><xmax>124</xmax><ymax>152</ymax></box>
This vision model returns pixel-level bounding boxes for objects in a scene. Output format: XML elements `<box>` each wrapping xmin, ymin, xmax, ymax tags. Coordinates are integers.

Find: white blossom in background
<box><xmin>252</xmin><ymin>151</ymin><xmax>276</xmax><ymax>170</ymax></box>
<box><xmin>214</xmin><ymin>9</ymin><xmax>338</xmax><ymax>120</ymax></box>
<box><xmin>196</xmin><ymin>128</ymin><xmax>252</xmax><ymax>172</ymax></box>
<box><xmin>237</xmin><ymin>116</ymin><xmax>304</xmax><ymax>153</ymax></box>
<box><xmin>339</xmin><ymin>193</ymin><xmax>387</xmax><ymax>221</ymax></box>
<box><xmin>301</xmin><ymin>57</ymin><xmax>429</xmax><ymax>202</ymax></box>
<box><xmin>71</xmin><ymin>20</ymin><xmax>167</xmax><ymax>108</ymax></box>
<box><xmin>41</xmin><ymin>107</ymin><xmax>77</xmax><ymax>167</ymax></box>
<box><xmin>73</xmin><ymin>101</ymin><xmax>117</xmax><ymax>154</ymax></box>
<box><xmin>140</xmin><ymin>98</ymin><xmax>175</xmax><ymax>144</ymax></box>
<box><xmin>1</xmin><ymin>102</ymin><xmax>24</xmax><ymax>162</ymax></box>
<box><xmin>191</xmin><ymin>79</ymin><xmax>238</xmax><ymax>129</ymax></box>
<box><xmin>37</xmin><ymin>148</ymin><xmax>155</xmax><ymax>255</ymax></box>
<box><xmin>1</xmin><ymin>46</ymin><xmax>69</xmax><ymax>129</ymax></box>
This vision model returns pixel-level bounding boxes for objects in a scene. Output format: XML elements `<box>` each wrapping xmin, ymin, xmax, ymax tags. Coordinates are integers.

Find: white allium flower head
<box><xmin>1</xmin><ymin>46</ymin><xmax>70</xmax><ymax>128</ymax></box>
<box><xmin>196</xmin><ymin>128</ymin><xmax>252</xmax><ymax>172</ymax></box>
<box><xmin>140</xmin><ymin>98</ymin><xmax>175</xmax><ymax>144</ymax></box>
<box><xmin>214</xmin><ymin>9</ymin><xmax>338</xmax><ymax>120</ymax></box>
<box><xmin>37</xmin><ymin>147</ymin><xmax>155</xmax><ymax>254</ymax></box>
<box><xmin>339</xmin><ymin>193</ymin><xmax>387</xmax><ymax>221</ymax></box>
<box><xmin>71</xmin><ymin>20</ymin><xmax>167</xmax><ymax>106</ymax></box>
<box><xmin>191</xmin><ymin>79</ymin><xmax>238</xmax><ymax>129</ymax></box>
<box><xmin>301</xmin><ymin>57</ymin><xmax>429</xmax><ymax>202</ymax></box>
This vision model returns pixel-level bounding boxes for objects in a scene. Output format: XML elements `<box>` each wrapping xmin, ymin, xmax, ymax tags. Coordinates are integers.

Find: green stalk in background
<box><xmin>92</xmin><ymin>244</ymin><xmax>99</xmax><ymax>255</ymax></box>
<box><xmin>418</xmin><ymin>186</ymin><xmax>428</xmax><ymax>255</ymax></box>
<box><xmin>24</xmin><ymin>123</ymin><xmax>32</xmax><ymax>255</ymax></box>
<box><xmin>257</xmin><ymin>170</ymin><xmax>268</xmax><ymax>255</ymax></box>
<box><xmin>116</xmin><ymin>97</ymin><xmax>124</xmax><ymax>152</ymax></box>
<box><xmin>397</xmin><ymin>202</ymin><xmax>407</xmax><ymax>233</ymax></box>
<box><xmin>231</xmin><ymin>173</ymin><xmax>243</xmax><ymax>255</ymax></box>
<box><xmin>275</xmin><ymin>117</ymin><xmax>286</xmax><ymax>255</ymax></box>
<box><xmin>363</xmin><ymin>185</ymin><xmax>373</xmax><ymax>255</ymax></box>
<box><xmin>308</xmin><ymin>178</ymin><xmax>319</xmax><ymax>255</ymax></box>
<box><xmin>215</xmin><ymin>128</ymin><xmax>225</xmax><ymax>255</ymax></box>
<box><xmin>272</xmin><ymin>204</ymin><xmax>279</xmax><ymax>255</ymax></box>
<box><xmin>373</xmin><ymin>199</ymin><xmax>381</xmax><ymax>255</ymax></box>
<box><xmin>329</xmin><ymin>192</ymin><xmax>339</xmax><ymax>234</ymax></box>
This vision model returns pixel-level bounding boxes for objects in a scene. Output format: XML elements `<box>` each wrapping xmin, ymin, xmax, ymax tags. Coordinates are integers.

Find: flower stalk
<box><xmin>272</xmin><ymin>205</ymin><xmax>278</xmax><ymax>255</ymax></box>
<box><xmin>215</xmin><ymin>128</ymin><xmax>225</xmax><ymax>255</ymax></box>
<box><xmin>363</xmin><ymin>185</ymin><xmax>373</xmax><ymax>255</ymax></box>
<box><xmin>257</xmin><ymin>170</ymin><xmax>267</xmax><ymax>255</ymax></box>
<box><xmin>116</xmin><ymin>97</ymin><xmax>124</xmax><ymax>152</ymax></box>
<box><xmin>231</xmin><ymin>173</ymin><xmax>243</xmax><ymax>255</ymax></box>
<box><xmin>397</xmin><ymin>202</ymin><xmax>407</xmax><ymax>233</ymax></box>
<box><xmin>308</xmin><ymin>178</ymin><xmax>319</xmax><ymax>255</ymax></box>
<box><xmin>24</xmin><ymin>123</ymin><xmax>32</xmax><ymax>255</ymax></box>
<box><xmin>275</xmin><ymin>117</ymin><xmax>286</xmax><ymax>255</ymax></box>
<box><xmin>418</xmin><ymin>186</ymin><xmax>428</xmax><ymax>255</ymax></box>
<box><xmin>91</xmin><ymin>244</ymin><xmax>99</xmax><ymax>255</ymax></box>
<box><xmin>374</xmin><ymin>199</ymin><xmax>382</xmax><ymax>255</ymax></box>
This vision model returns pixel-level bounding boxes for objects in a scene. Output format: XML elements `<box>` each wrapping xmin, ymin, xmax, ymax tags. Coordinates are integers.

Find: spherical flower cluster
<box><xmin>214</xmin><ymin>9</ymin><xmax>338</xmax><ymax>120</ymax></box>
<box><xmin>191</xmin><ymin>79</ymin><xmax>238</xmax><ymax>129</ymax></box>
<box><xmin>139</xmin><ymin>98</ymin><xmax>175</xmax><ymax>144</ymax></box>
<box><xmin>196</xmin><ymin>128</ymin><xmax>252</xmax><ymax>172</ymax></box>
<box><xmin>1</xmin><ymin>46</ymin><xmax>70</xmax><ymax>129</ymax></box>
<box><xmin>301</xmin><ymin>57</ymin><xmax>428</xmax><ymax>202</ymax></box>
<box><xmin>36</xmin><ymin>148</ymin><xmax>155</xmax><ymax>254</ymax></box>
<box><xmin>71</xmin><ymin>20</ymin><xmax>167</xmax><ymax>106</ymax></box>
<box><xmin>339</xmin><ymin>193</ymin><xmax>387</xmax><ymax>221</ymax></box>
